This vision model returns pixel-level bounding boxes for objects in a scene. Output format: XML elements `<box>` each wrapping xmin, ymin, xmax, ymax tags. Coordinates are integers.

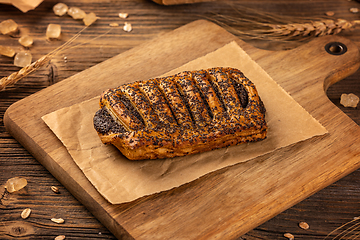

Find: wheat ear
<box><xmin>212</xmin><ymin>16</ymin><xmax>360</xmax><ymax>41</ymax></box>
<box><xmin>0</xmin><ymin>26</ymin><xmax>89</xmax><ymax>91</ymax></box>
<box><xmin>266</xmin><ymin>19</ymin><xmax>360</xmax><ymax>39</ymax></box>
<box><xmin>206</xmin><ymin>3</ymin><xmax>360</xmax><ymax>42</ymax></box>
<box><xmin>0</xmin><ymin>55</ymin><xmax>50</xmax><ymax>91</ymax></box>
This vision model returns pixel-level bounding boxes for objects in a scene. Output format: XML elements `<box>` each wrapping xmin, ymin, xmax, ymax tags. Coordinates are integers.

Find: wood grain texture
<box><xmin>1</xmin><ymin>0</ymin><xmax>360</xmax><ymax>239</ymax></box>
<box><xmin>3</xmin><ymin>17</ymin><xmax>360</xmax><ymax>239</ymax></box>
<box><xmin>152</xmin><ymin>0</ymin><xmax>215</xmax><ymax>5</ymax></box>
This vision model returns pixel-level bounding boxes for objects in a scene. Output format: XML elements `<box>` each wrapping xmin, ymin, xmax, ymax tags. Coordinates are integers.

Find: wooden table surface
<box><xmin>1</xmin><ymin>0</ymin><xmax>360</xmax><ymax>239</ymax></box>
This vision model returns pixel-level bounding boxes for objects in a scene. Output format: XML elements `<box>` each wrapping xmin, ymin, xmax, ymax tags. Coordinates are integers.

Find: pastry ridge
<box><xmin>93</xmin><ymin>67</ymin><xmax>267</xmax><ymax>160</ymax></box>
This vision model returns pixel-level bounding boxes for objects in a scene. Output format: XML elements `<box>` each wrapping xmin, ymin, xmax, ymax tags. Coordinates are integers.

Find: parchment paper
<box><xmin>0</xmin><ymin>0</ymin><xmax>44</xmax><ymax>12</ymax></box>
<box><xmin>42</xmin><ymin>41</ymin><xmax>328</xmax><ymax>204</ymax></box>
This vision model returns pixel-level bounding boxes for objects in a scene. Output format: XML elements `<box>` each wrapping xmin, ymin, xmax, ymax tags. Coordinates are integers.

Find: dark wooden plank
<box><xmin>1</xmin><ymin>0</ymin><xmax>360</xmax><ymax>239</ymax></box>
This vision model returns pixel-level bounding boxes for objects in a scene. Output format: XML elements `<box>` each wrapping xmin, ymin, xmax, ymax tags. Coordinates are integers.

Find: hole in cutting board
<box><xmin>325</xmin><ymin>42</ymin><xmax>347</xmax><ymax>55</ymax></box>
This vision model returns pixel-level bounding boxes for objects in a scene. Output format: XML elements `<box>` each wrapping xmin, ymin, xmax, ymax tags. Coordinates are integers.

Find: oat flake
<box><xmin>51</xmin><ymin>218</ymin><xmax>65</xmax><ymax>224</ymax></box>
<box><xmin>299</xmin><ymin>221</ymin><xmax>309</xmax><ymax>230</ymax></box>
<box><xmin>284</xmin><ymin>232</ymin><xmax>295</xmax><ymax>239</ymax></box>
<box><xmin>21</xmin><ymin>208</ymin><xmax>31</xmax><ymax>219</ymax></box>
<box><xmin>55</xmin><ymin>235</ymin><xmax>66</xmax><ymax>240</ymax></box>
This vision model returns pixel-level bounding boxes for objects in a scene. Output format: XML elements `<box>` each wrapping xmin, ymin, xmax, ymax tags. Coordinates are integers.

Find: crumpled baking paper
<box><xmin>0</xmin><ymin>0</ymin><xmax>43</xmax><ymax>12</ymax></box>
<box><xmin>42</xmin><ymin>41</ymin><xmax>328</xmax><ymax>204</ymax></box>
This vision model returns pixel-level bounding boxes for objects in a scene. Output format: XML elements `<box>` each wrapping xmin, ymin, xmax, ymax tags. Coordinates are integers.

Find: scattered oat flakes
<box><xmin>299</xmin><ymin>221</ymin><xmax>309</xmax><ymax>230</ymax></box>
<box><xmin>340</xmin><ymin>93</ymin><xmax>359</xmax><ymax>108</ymax></box>
<box><xmin>123</xmin><ymin>22</ymin><xmax>132</xmax><ymax>32</ymax></box>
<box><xmin>21</xmin><ymin>208</ymin><xmax>31</xmax><ymax>219</ymax></box>
<box><xmin>350</xmin><ymin>7</ymin><xmax>359</xmax><ymax>13</ymax></box>
<box><xmin>51</xmin><ymin>186</ymin><xmax>60</xmax><ymax>193</ymax></box>
<box><xmin>119</xmin><ymin>13</ymin><xmax>128</xmax><ymax>19</ymax></box>
<box><xmin>325</xmin><ymin>11</ymin><xmax>335</xmax><ymax>16</ymax></box>
<box><xmin>55</xmin><ymin>235</ymin><xmax>66</xmax><ymax>240</ymax></box>
<box><xmin>51</xmin><ymin>218</ymin><xmax>65</xmax><ymax>224</ymax></box>
<box><xmin>109</xmin><ymin>23</ymin><xmax>119</xmax><ymax>27</ymax></box>
<box><xmin>284</xmin><ymin>233</ymin><xmax>294</xmax><ymax>239</ymax></box>
<box><xmin>5</xmin><ymin>177</ymin><xmax>27</xmax><ymax>193</ymax></box>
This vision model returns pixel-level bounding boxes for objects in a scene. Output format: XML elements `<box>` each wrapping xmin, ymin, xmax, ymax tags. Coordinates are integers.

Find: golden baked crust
<box><xmin>93</xmin><ymin>67</ymin><xmax>267</xmax><ymax>160</ymax></box>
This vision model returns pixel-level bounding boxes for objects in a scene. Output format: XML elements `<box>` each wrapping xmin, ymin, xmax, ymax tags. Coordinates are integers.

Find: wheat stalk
<box><xmin>0</xmin><ymin>26</ymin><xmax>90</xmax><ymax>91</ymax></box>
<box><xmin>0</xmin><ymin>55</ymin><xmax>51</xmax><ymax>91</ymax></box>
<box><xmin>0</xmin><ymin>24</ymin><xmax>117</xmax><ymax>91</ymax></box>
<box><xmin>206</xmin><ymin>3</ymin><xmax>360</xmax><ymax>42</ymax></box>
<box><xmin>266</xmin><ymin>19</ymin><xmax>360</xmax><ymax>39</ymax></box>
<box><xmin>211</xmin><ymin>16</ymin><xmax>360</xmax><ymax>41</ymax></box>
<box><xmin>324</xmin><ymin>216</ymin><xmax>360</xmax><ymax>240</ymax></box>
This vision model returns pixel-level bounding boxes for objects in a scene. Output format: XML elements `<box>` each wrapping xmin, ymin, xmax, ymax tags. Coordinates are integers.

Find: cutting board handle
<box><xmin>248</xmin><ymin>35</ymin><xmax>360</xmax><ymax>94</ymax></box>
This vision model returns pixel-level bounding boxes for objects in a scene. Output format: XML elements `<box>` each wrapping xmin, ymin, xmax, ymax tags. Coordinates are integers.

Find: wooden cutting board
<box><xmin>4</xmin><ymin>20</ymin><xmax>360</xmax><ymax>239</ymax></box>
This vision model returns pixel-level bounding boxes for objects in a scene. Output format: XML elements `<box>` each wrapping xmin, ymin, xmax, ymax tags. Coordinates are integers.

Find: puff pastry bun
<box><xmin>93</xmin><ymin>67</ymin><xmax>267</xmax><ymax>160</ymax></box>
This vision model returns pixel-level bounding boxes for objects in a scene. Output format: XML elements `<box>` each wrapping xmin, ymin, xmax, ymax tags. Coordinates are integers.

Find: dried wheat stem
<box><xmin>0</xmin><ymin>26</ymin><xmax>90</xmax><ymax>91</ymax></box>
<box><xmin>207</xmin><ymin>3</ymin><xmax>360</xmax><ymax>42</ymax></box>
<box><xmin>267</xmin><ymin>19</ymin><xmax>360</xmax><ymax>38</ymax></box>
<box><xmin>0</xmin><ymin>55</ymin><xmax>51</xmax><ymax>91</ymax></box>
<box><xmin>328</xmin><ymin>221</ymin><xmax>360</xmax><ymax>239</ymax></box>
<box><xmin>0</xmin><ymin>26</ymin><xmax>114</xmax><ymax>91</ymax></box>
<box><xmin>324</xmin><ymin>216</ymin><xmax>360</xmax><ymax>240</ymax></box>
